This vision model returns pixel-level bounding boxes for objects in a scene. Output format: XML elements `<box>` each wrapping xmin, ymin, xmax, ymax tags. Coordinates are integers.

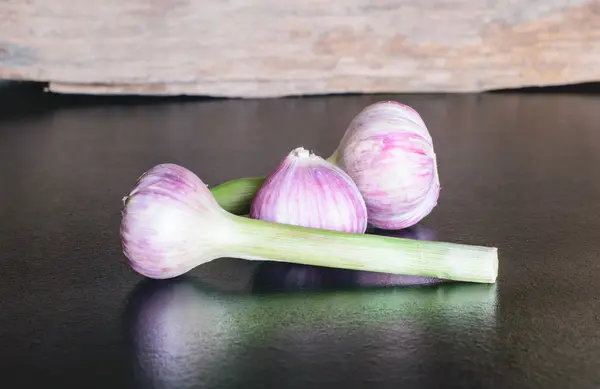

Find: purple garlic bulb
<box><xmin>331</xmin><ymin>101</ymin><xmax>440</xmax><ymax>230</ymax></box>
<box><xmin>250</xmin><ymin>147</ymin><xmax>368</xmax><ymax>234</ymax></box>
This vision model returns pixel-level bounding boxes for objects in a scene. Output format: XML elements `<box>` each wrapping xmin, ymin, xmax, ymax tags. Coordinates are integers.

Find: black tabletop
<box><xmin>1</xmin><ymin>82</ymin><xmax>599</xmax><ymax>389</ymax></box>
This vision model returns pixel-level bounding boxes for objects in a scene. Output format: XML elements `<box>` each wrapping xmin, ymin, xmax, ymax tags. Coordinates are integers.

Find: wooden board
<box><xmin>1</xmin><ymin>0</ymin><xmax>599</xmax><ymax>98</ymax></box>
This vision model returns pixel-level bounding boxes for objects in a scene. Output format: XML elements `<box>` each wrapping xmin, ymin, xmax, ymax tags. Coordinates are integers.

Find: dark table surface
<box><xmin>1</xmin><ymin>82</ymin><xmax>600</xmax><ymax>389</ymax></box>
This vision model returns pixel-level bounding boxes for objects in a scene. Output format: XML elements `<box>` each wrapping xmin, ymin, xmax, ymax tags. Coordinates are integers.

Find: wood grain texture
<box><xmin>1</xmin><ymin>0</ymin><xmax>599</xmax><ymax>97</ymax></box>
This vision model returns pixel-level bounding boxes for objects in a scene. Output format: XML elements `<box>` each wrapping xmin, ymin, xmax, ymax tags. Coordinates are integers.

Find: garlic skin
<box><xmin>250</xmin><ymin>147</ymin><xmax>368</xmax><ymax>234</ymax></box>
<box><xmin>331</xmin><ymin>101</ymin><xmax>440</xmax><ymax>230</ymax></box>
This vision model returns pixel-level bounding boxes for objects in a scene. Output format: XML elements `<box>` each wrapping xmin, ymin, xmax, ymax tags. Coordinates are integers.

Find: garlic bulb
<box><xmin>121</xmin><ymin>163</ymin><xmax>229</xmax><ymax>279</ymax></box>
<box><xmin>250</xmin><ymin>147</ymin><xmax>368</xmax><ymax>234</ymax></box>
<box><xmin>330</xmin><ymin>101</ymin><xmax>440</xmax><ymax>230</ymax></box>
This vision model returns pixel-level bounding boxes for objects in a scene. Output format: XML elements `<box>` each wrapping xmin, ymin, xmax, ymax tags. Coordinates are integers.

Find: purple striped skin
<box><xmin>334</xmin><ymin>101</ymin><xmax>440</xmax><ymax>230</ymax></box>
<box><xmin>120</xmin><ymin>164</ymin><xmax>226</xmax><ymax>279</ymax></box>
<box><xmin>250</xmin><ymin>147</ymin><xmax>368</xmax><ymax>234</ymax></box>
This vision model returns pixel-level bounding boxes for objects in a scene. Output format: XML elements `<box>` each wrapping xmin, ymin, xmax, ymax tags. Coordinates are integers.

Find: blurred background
<box><xmin>1</xmin><ymin>0</ymin><xmax>599</xmax><ymax>98</ymax></box>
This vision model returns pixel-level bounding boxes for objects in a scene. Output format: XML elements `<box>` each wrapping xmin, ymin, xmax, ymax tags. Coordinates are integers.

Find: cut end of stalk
<box><xmin>490</xmin><ymin>247</ymin><xmax>499</xmax><ymax>283</ymax></box>
<box><xmin>445</xmin><ymin>244</ymin><xmax>499</xmax><ymax>284</ymax></box>
<box><xmin>484</xmin><ymin>247</ymin><xmax>499</xmax><ymax>283</ymax></box>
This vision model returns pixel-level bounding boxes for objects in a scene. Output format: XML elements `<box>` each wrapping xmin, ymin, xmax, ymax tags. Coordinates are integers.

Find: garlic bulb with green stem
<box><xmin>250</xmin><ymin>147</ymin><xmax>368</xmax><ymax>233</ymax></box>
<box><xmin>209</xmin><ymin>100</ymin><xmax>439</xmax><ymax>230</ymax></box>
<box><xmin>120</xmin><ymin>163</ymin><xmax>498</xmax><ymax>283</ymax></box>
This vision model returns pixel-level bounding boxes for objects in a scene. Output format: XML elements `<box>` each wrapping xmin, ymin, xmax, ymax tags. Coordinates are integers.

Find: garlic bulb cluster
<box><xmin>209</xmin><ymin>100</ymin><xmax>440</xmax><ymax>231</ymax></box>
<box><xmin>120</xmin><ymin>163</ymin><xmax>498</xmax><ymax>283</ymax></box>
<box><xmin>250</xmin><ymin>147</ymin><xmax>368</xmax><ymax>234</ymax></box>
<box><xmin>330</xmin><ymin>101</ymin><xmax>440</xmax><ymax>230</ymax></box>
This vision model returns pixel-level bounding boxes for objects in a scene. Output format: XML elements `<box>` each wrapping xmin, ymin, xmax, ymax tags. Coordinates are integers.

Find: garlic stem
<box><xmin>228</xmin><ymin>214</ymin><xmax>498</xmax><ymax>284</ymax></box>
<box><xmin>210</xmin><ymin>177</ymin><xmax>265</xmax><ymax>215</ymax></box>
<box><xmin>326</xmin><ymin>149</ymin><xmax>339</xmax><ymax>165</ymax></box>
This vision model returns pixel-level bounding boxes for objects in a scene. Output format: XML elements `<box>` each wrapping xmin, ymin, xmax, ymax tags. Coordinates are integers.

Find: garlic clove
<box><xmin>250</xmin><ymin>147</ymin><xmax>368</xmax><ymax>234</ymax></box>
<box><xmin>333</xmin><ymin>101</ymin><xmax>440</xmax><ymax>230</ymax></box>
